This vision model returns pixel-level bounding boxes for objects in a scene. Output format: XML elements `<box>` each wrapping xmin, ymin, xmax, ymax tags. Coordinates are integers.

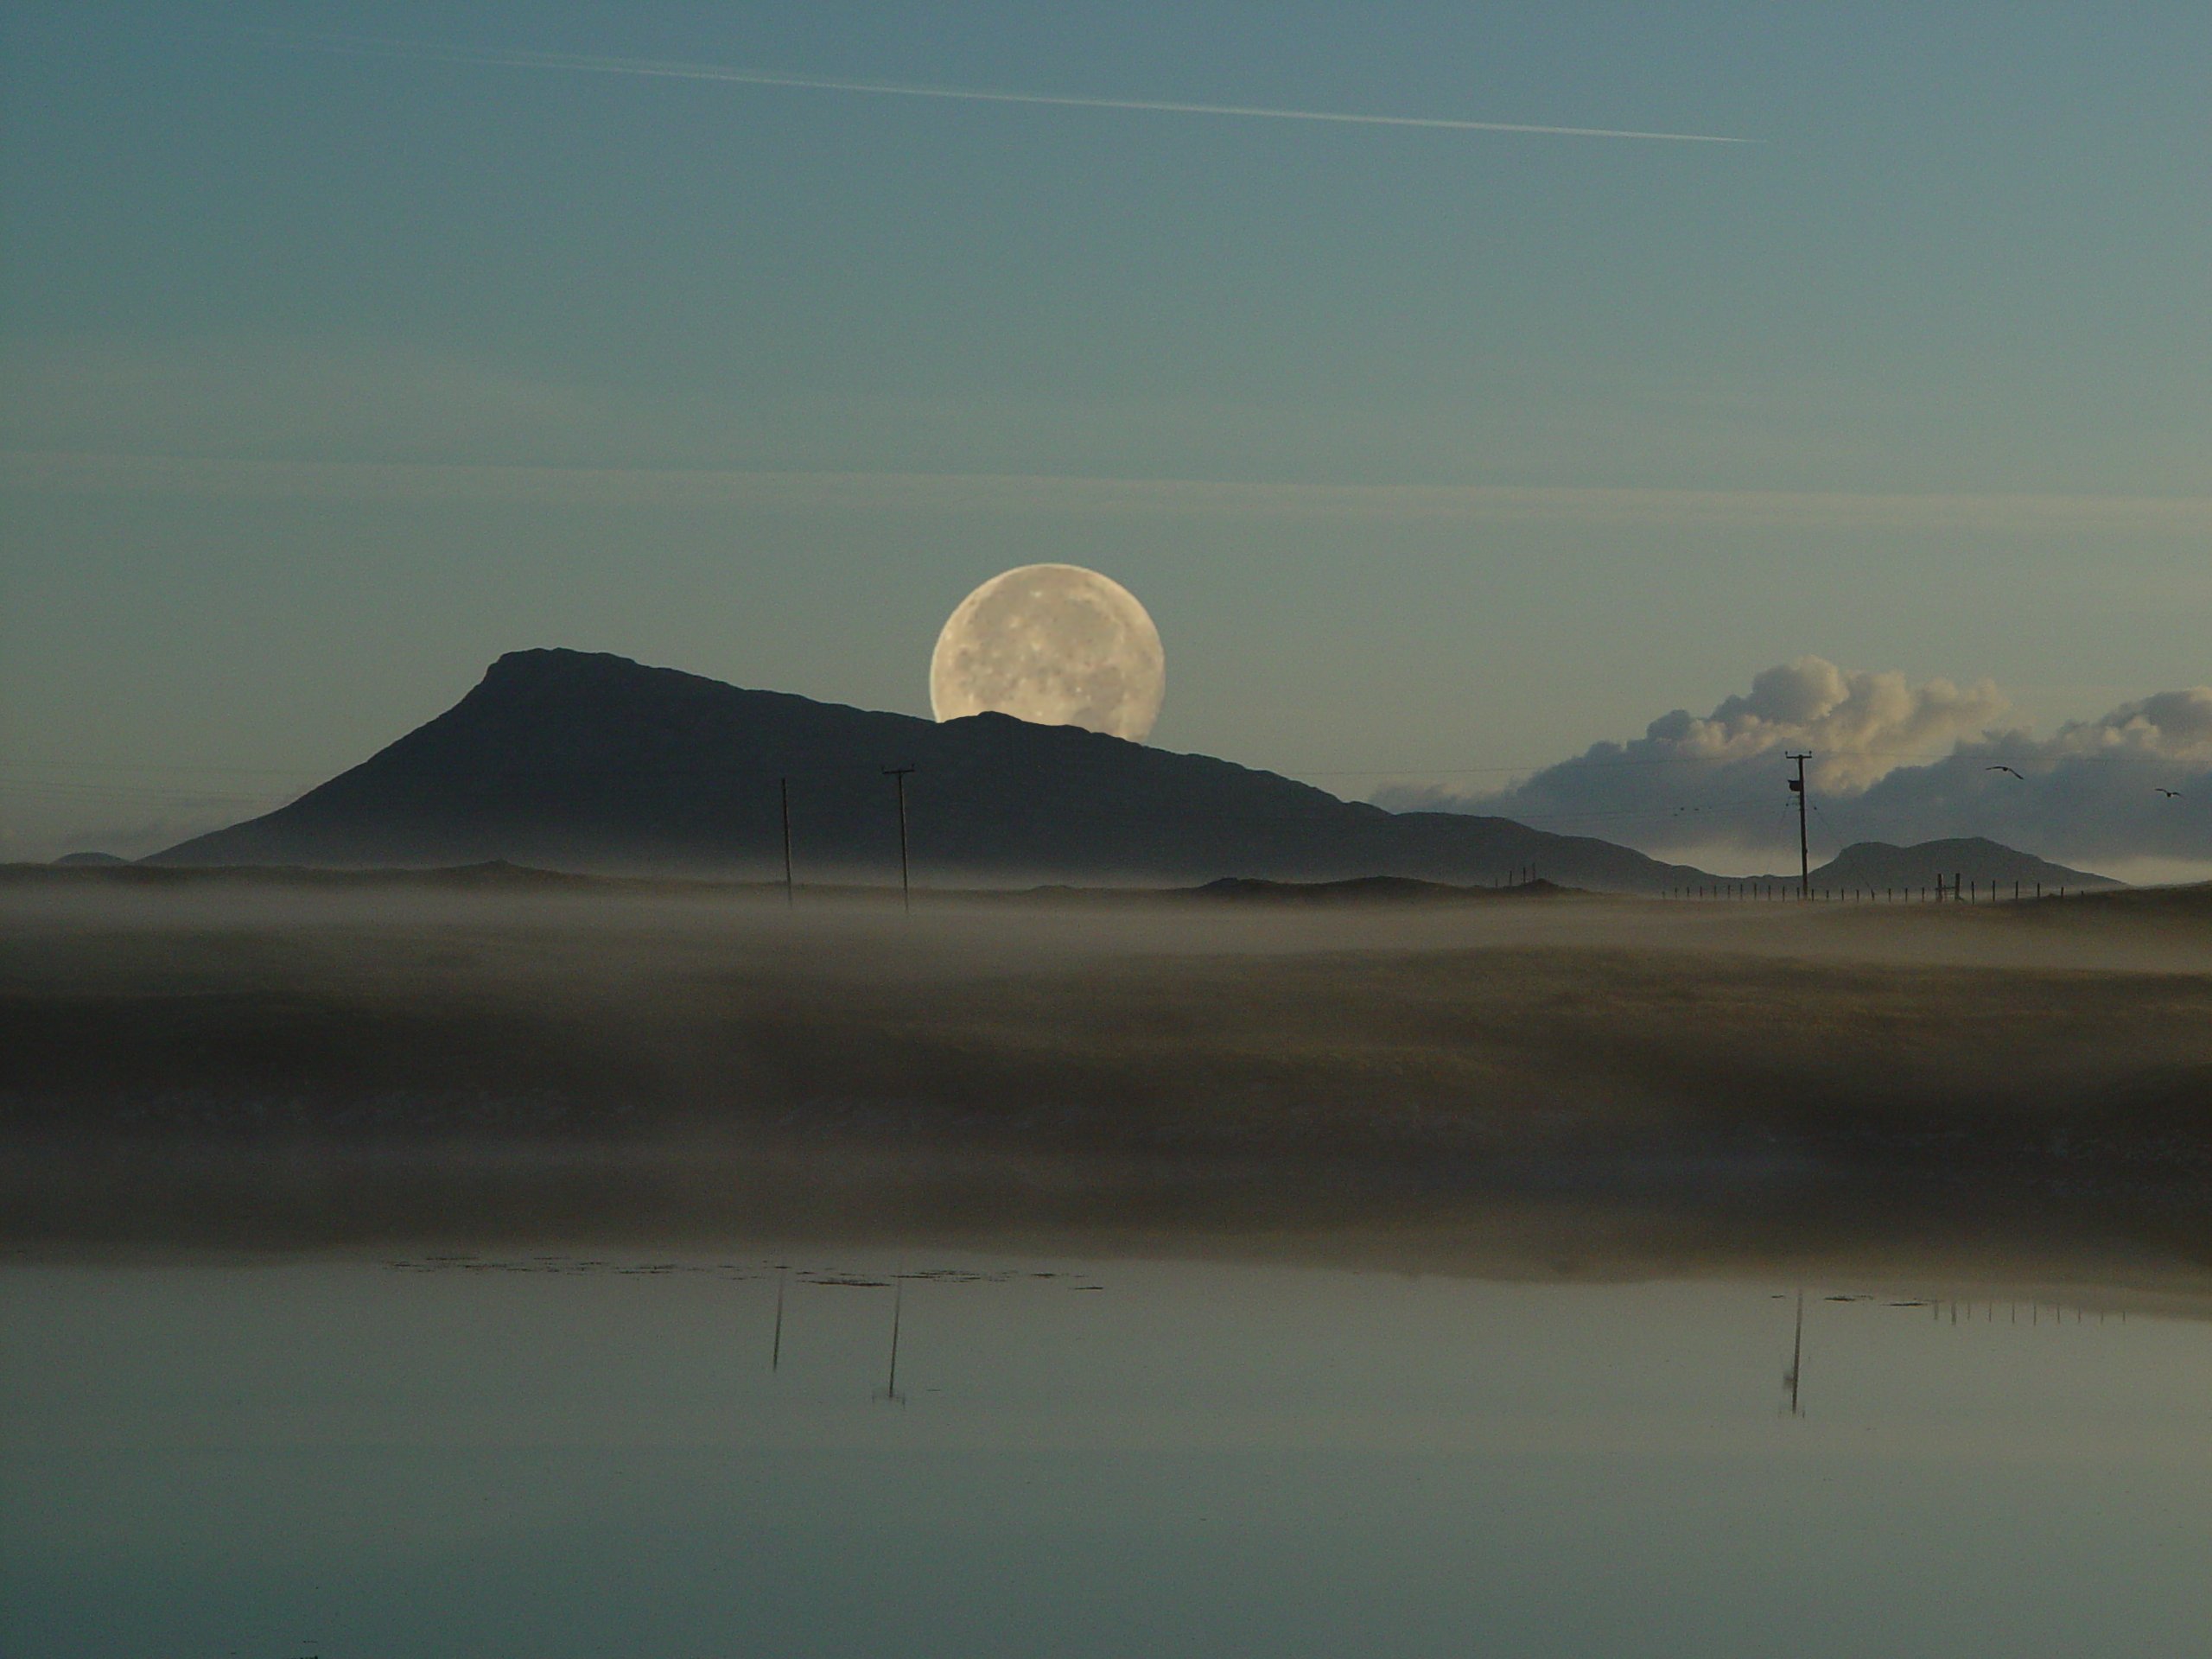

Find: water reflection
<box><xmin>1784</xmin><ymin>1289</ymin><xmax>1805</xmax><ymax>1417</ymax></box>
<box><xmin>880</xmin><ymin>1261</ymin><xmax>906</xmax><ymax>1406</ymax></box>
<box><xmin>7</xmin><ymin>1253</ymin><xmax>2212</xmax><ymax>1659</ymax></box>
<box><xmin>771</xmin><ymin>1264</ymin><xmax>786</xmax><ymax>1373</ymax></box>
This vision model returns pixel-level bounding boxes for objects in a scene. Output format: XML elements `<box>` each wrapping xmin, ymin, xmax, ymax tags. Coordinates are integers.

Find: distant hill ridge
<box><xmin>149</xmin><ymin>649</ymin><xmax>2117</xmax><ymax>893</ymax></box>
<box><xmin>1803</xmin><ymin>838</ymin><xmax>2116</xmax><ymax>893</ymax></box>
<box><xmin>1191</xmin><ymin>875</ymin><xmax>1581</xmax><ymax>904</ymax></box>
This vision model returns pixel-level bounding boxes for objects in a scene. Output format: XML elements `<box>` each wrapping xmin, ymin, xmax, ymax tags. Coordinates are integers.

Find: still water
<box><xmin>6</xmin><ymin>1252</ymin><xmax>2211</xmax><ymax>1657</ymax></box>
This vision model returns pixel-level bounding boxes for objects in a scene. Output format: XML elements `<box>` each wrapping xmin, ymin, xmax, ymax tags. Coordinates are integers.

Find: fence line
<box><xmin>1660</xmin><ymin>877</ymin><xmax>2065</xmax><ymax>902</ymax></box>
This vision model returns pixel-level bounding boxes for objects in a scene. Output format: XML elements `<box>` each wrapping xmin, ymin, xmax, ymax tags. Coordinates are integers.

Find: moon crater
<box><xmin>931</xmin><ymin>564</ymin><xmax>1165</xmax><ymax>742</ymax></box>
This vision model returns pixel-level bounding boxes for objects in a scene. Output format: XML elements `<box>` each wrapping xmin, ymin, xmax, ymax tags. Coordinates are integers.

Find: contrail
<box><xmin>253</xmin><ymin>33</ymin><xmax>1758</xmax><ymax>145</ymax></box>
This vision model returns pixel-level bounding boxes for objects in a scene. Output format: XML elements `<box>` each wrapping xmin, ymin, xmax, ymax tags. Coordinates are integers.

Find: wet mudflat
<box><xmin>7</xmin><ymin>1249</ymin><xmax>2212</xmax><ymax>1658</ymax></box>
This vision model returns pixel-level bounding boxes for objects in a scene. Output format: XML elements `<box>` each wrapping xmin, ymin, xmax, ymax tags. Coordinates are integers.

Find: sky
<box><xmin>3</xmin><ymin>3</ymin><xmax>2209</xmax><ymax>874</ymax></box>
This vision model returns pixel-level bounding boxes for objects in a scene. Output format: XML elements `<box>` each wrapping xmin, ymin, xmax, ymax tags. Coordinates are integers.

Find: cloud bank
<box><xmin>1377</xmin><ymin>658</ymin><xmax>2212</xmax><ymax>873</ymax></box>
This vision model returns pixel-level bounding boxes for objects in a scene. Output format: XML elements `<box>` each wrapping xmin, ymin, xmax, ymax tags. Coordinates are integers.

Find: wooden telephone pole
<box><xmin>1786</xmin><ymin>753</ymin><xmax>1812</xmax><ymax>899</ymax></box>
<box><xmin>883</xmin><ymin>766</ymin><xmax>915</xmax><ymax>914</ymax></box>
<box><xmin>779</xmin><ymin>777</ymin><xmax>794</xmax><ymax>909</ymax></box>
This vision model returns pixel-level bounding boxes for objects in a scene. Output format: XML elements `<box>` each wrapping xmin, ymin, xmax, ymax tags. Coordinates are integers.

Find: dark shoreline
<box><xmin>12</xmin><ymin>1132</ymin><xmax>2212</xmax><ymax>1310</ymax></box>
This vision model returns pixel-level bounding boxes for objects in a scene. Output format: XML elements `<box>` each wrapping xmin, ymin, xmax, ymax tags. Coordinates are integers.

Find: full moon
<box><xmin>930</xmin><ymin>564</ymin><xmax>1166</xmax><ymax>742</ymax></box>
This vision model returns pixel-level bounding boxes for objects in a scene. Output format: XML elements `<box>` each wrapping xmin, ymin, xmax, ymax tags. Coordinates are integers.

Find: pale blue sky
<box><xmin>4</xmin><ymin>3</ymin><xmax>2209</xmax><ymax>862</ymax></box>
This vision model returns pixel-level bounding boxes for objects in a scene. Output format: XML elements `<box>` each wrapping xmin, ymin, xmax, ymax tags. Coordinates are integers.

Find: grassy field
<box><xmin>6</xmin><ymin>868</ymin><xmax>2212</xmax><ymax>1280</ymax></box>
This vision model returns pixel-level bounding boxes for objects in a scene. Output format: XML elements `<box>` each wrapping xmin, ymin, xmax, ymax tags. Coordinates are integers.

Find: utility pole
<box><xmin>1785</xmin><ymin>753</ymin><xmax>1812</xmax><ymax>899</ymax></box>
<box><xmin>883</xmin><ymin>766</ymin><xmax>915</xmax><ymax>914</ymax></box>
<box><xmin>779</xmin><ymin>777</ymin><xmax>794</xmax><ymax>910</ymax></box>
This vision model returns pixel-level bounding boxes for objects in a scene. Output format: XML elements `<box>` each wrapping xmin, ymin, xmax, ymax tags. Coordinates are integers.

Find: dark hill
<box><xmin>153</xmin><ymin>649</ymin><xmax>1712</xmax><ymax>892</ymax></box>
<box><xmin>1189</xmin><ymin>875</ymin><xmax>1581</xmax><ymax>905</ymax></box>
<box><xmin>1808</xmin><ymin>838</ymin><xmax>2117</xmax><ymax>893</ymax></box>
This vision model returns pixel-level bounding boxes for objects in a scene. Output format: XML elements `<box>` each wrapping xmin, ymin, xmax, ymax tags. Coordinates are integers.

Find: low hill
<box><xmin>152</xmin><ymin>650</ymin><xmax>1710</xmax><ymax>892</ymax></box>
<box><xmin>1808</xmin><ymin>838</ymin><xmax>2118</xmax><ymax>893</ymax></box>
<box><xmin>1188</xmin><ymin>875</ymin><xmax>1580</xmax><ymax>904</ymax></box>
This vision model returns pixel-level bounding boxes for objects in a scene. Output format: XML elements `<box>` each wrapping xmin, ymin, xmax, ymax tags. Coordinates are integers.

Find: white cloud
<box><xmin>1378</xmin><ymin>658</ymin><xmax>2212</xmax><ymax>873</ymax></box>
<box><xmin>1637</xmin><ymin>658</ymin><xmax>2009</xmax><ymax>793</ymax></box>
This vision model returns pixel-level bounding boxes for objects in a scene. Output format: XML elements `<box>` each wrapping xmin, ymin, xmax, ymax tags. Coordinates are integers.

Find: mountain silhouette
<box><xmin>152</xmin><ymin>649</ymin><xmax>1718</xmax><ymax>889</ymax></box>
<box><xmin>149</xmin><ymin>651</ymin><xmax>2120</xmax><ymax>894</ymax></box>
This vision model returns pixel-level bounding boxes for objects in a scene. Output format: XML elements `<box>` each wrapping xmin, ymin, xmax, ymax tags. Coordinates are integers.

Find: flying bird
<box><xmin>2156</xmin><ymin>787</ymin><xmax>2183</xmax><ymax>798</ymax></box>
<box><xmin>1987</xmin><ymin>765</ymin><xmax>2024</xmax><ymax>779</ymax></box>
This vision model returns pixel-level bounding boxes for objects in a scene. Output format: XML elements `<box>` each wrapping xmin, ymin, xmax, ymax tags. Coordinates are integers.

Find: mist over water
<box><xmin>6</xmin><ymin>869</ymin><xmax>2212</xmax><ymax>1276</ymax></box>
<box><xmin>10</xmin><ymin>873</ymin><xmax>2212</xmax><ymax>1653</ymax></box>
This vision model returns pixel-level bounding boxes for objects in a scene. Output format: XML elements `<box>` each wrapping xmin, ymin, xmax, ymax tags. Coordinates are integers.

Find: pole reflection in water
<box><xmin>880</xmin><ymin>1260</ymin><xmax>907</xmax><ymax>1406</ymax></box>
<box><xmin>1783</xmin><ymin>1288</ymin><xmax>1806</xmax><ymax>1417</ymax></box>
<box><xmin>771</xmin><ymin>1264</ymin><xmax>786</xmax><ymax>1373</ymax></box>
